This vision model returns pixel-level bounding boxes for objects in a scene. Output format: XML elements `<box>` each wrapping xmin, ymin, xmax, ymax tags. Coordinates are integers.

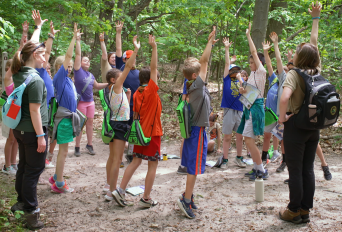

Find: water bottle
<box><xmin>255</xmin><ymin>176</ymin><xmax>264</xmax><ymax>202</ymax></box>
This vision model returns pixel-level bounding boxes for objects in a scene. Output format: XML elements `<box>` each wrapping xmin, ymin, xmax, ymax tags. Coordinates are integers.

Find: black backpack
<box><xmin>294</xmin><ymin>69</ymin><xmax>340</xmax><ymax>130</ymax></box>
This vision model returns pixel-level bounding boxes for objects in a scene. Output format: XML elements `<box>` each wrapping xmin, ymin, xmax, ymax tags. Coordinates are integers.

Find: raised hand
<box><xmin>19</xmin><ymin>35</ymin><xmax>27</xmax><ymax>50</ymax></box>
<box><xmin>99</xmin><ymin>32</ymin><xmax>105</xmax><ymax>41</ymax></box>
<box><xmin>133</xmin><ymin>35</ymin><xmax>140</xmax><ymax>50</ymax></box>
<box><xmin>115</xmin><ymin>21</ymin><xmax>124</xmax><ymax>33</ymax></box>
<box><xmin>286</xmin><ymin>49</ymin><xmax>293</xmax><ymax>61</ymax></box>
<box><xmin>22</xmin><ymin>21</ymin><xmax>29</xmax><ymax>33</ymax></box>
<box><xmin>230</xmin><ymin>55</ymin><xmax>237</xmax><ymax>64</ymax></box>
<box><xmin>309</xmin><ymin>1</ymin><xmax>322</xmax><ymax>18</ymax></box>
<box><xmin>49</xmin><ymin>21</ymin><xmax>60</xmax><ymax>36</ymax></box>
<box><xmin>269</xmin><ymin>32</ymin><xmax>278</xmax><ymax>44</ymax></box>
<box><xmin>73</xmin><ymin>23</ymin><xmax>82</xmax><ymax>38</ymax></box>
<box><xmin>31</xmin><ymin>10</ymin><xmax>48</xmax><ymax>27</ymax></box>
<box><xmin>246</xmin><ymin>22</ymin><xmax>251</xmax><ymax>35</ymax></box>
<box><xmin>222</xmin><ymin>37</ymin><xmax>233</xmax><ymax>48</ymax></box>
<box><xmin>208</xmin><ymin>26</ymin><xmax>219</xmax><ymax>45</ymax></box>
<box><xmin>262</xmin><ymin>40</ymin><xmax>272</xmax><ymax>51</ymax></box>
<box><xmin>148</xmin><ymin>34</ymin><xmax>156</xmax><ymax>48</ymax></box>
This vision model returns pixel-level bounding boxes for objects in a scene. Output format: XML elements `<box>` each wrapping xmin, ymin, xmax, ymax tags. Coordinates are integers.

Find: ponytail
<box><xmin>11</xmin><ymin>51</ymin><xmax>24</xmax><ymax>74</ymax></box>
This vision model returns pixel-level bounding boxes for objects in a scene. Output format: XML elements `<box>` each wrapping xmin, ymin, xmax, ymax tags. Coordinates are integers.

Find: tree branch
<box><xmin>137</xmin><ymin>13</ymin><xmax>173</xmax><ymax>27</ymax></box>
<box><xmin>235</xmin><ymin>0</ymin><xmax>248</xmax><ymax>17</ymax></box>
<box><xmin>127</xmin><ymin>0</ymin><xmax>153</xmax><ymax>21</ymax></box>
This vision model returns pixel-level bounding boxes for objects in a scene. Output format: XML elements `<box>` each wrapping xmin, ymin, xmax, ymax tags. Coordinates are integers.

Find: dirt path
<box><xmin>1</xmin><ymin>130</ymin><xmax>342</xmax><ymax>232</ymax></box>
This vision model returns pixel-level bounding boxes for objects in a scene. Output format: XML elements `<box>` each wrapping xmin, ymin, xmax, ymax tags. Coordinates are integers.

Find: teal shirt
<box><xmin>237</xmin><ymin>98</ymin><xmax>265</xmax><ymax>136</ymax></box>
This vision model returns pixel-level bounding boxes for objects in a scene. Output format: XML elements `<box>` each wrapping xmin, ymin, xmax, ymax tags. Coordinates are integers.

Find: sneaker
<box><xmin>245</xmin><ymin>169</ymin><xmax>256</xmax><ymax>177</ymax></box>
<box><xmin>262</xmin><ymin>159</ymin><xmax>270</xmax><ymax>168</ymax></box>
<box><xmin>177</xmin><ymin>197</ymin><xmax>195</xmax><ymax>219</ymax></box>
<box><xmin>11</xmin><ymin>202</ymin><xmax>24</xmax><ymax>213</ymax></box>
<box><xmin>104</xmin><ymin>191</ymin><xmax>113</xmax><ymax>201</ymax></box>
<box><xmin>51</xmin><ymin>182</ymin><xmax>74</xmax><ymax>193</ymax></box>
<box><xmin>220</xmin><ymin>161</ymin><xmax>228</xmax><ymax>169</ymax></box>
<box><xmin>284</xmin><ymin>179</ymin><xmax>289</xmax><ymax>184</ymax></box>
<box><xmin>24</xmin><ymin>208</ymin><xmax>44</xmax><ymax>230</ymax></box>
<box><xmin>103</xmin><ymin>183</ymin><xmax>110</xmax><ymax>192</ymax></box>
<box><xmin>177</xmin><ymin>166</ymin><xmax>188</xmax><ymax>175</ymax></box>
<box><xmin>322</xmin><ymin>165</ymin><xmax>332</xmax><ymax>180</ymax></box>
<box><xmin>179</xmin><ymin>193</ymin><xmax>198</xmax><ymax>209</ymax></box>
<box><xmin>112</xmin><ymin>189</ymin><xmax>127</xmax><ymax>207</ymax></box>
<box><xmin>11</xmin><ymin>164</ymin><xmax>18</xmax><ymax>170</ymax></box>
<box><xmin>249</xmin><ymin>170</ymin><xmax>269</xmax><ymax>181</ymax></box>
<box><xmin>120</xmin><ymin>162</ymin><xmax>124</xmax><ymax>168</ymax></box>
<box><xmin>234</xmin><ymin>157</ymin><xmax>246</xmax><ymax>168</ymax></box>
<box><xmin>74</xmin><ymin>147</ymin><xmax>81</xmax><ymax>157</ymax></box>
<box><xmin>271</xmin><ymin>150</ymin><xmax>281</xmax><ymax>163</ymax></box>
<box><xmin>2</xmin><ymin>165</ymin><xmax>16</xmax><ymax>175</ymax></box>
<box><xmin>45</xmin><ymin>159</ymin><xmax>55</xmax><ymax>169</ymax></box>
<box><xmin>276</xmin><ymin>161</ymin><xmax>287</xmax><ymax>173</ymax></box>
<box><xmin>49</xmin><ymin>176</ymin><xmax>56</xmax><ymax>185</ymax></box>
<box><xmin>86</xmin><ymin>144</ymin><xmax>96</xmax><ymax>155</ymax></box>
<box><xmin>300</xmin><ymin>209</ymin><xmax>310</xmax><ymax>223</ymax></box>
<box><xmin>279</xmin><ymin>208</ymin><xmax>302</xmax><ymax>224</ymax></box>
<box><xmin>139</xmin><ymin>198</ymin><xmax>158</xmax><ymax>208</ymax></box>
<box><xmin>125</xmin><ymin>154</ymin><xmax>133</xmax><ymax>164</ymax></box>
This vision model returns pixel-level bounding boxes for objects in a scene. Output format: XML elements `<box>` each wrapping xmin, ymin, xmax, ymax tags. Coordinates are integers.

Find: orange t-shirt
<box><xmin>133</xmin><ymin>79</ymin><xmax>163</xmax><ymax>137</ymax></box>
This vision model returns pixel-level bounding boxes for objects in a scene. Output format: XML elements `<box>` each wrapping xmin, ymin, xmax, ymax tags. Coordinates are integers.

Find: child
<box><xmin>216</xmin><ymin>37</ymin><xmax>245</xmax><ymax>168</ymax></box>
<box><xmin>177</xmin><ymin>26</ymin><xmax>217</xmax><ymax>219</ymax></box>
<box><xmin>237</xmin><ymin>22</ymin><xmax>268</xmax><ymax>181</ymax></box>
<box><xmin>112</xmin><ymin>34</ymin><xmax>162</xmax><ymax>208</ymax></box>
<box><xmin>177</xmin><ymin>79</ymin><xmax>188</xmax><ymax>175</ymax></box>
<box><xmin>207</xmin><ymin>113</ymin><xmax>222</xmax><ymax>153</ymax></box>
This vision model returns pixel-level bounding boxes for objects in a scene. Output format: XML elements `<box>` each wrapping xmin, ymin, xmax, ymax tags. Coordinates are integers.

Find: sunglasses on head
<box><xmin>32</xmin><ymin>42</ymin><xmax>45</xmax><ymax>53</ymax></box>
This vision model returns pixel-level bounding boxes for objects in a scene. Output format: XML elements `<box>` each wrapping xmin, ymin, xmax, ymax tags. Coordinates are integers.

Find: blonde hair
<box><xmin>54</xmin><ymin>56</ymin><xmax>73</xmax><ymax>75</ymax></box>
<box><xmin>183</xmin><ymin>57</ymin><xmax>201</xmax><ymax>79</ymax></box>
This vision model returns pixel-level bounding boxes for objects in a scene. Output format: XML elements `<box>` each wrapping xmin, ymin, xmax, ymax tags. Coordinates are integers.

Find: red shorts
<box><xmin>133</xmin><ymin>136</ymin><xmax>161</xmax><ymax>157</ymax></box>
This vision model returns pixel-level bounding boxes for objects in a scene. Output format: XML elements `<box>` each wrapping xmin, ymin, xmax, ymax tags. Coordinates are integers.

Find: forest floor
<box><xmin>1</xmin><ymin>77</ymin><xmax>342</xmax><ymax>231</ymax></box>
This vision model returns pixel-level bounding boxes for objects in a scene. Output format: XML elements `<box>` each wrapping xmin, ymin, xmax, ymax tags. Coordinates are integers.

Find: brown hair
<box><xmin>108</xmin><ymin>52</ymin><xmax>116</xmax><ymax>63</ymax></box>
<box><xmin>241</xmin><ymin>70</ymin><xmax>248</xmax><ymax>78</ymax></box>
<box><xmin>106</xmin><ymin>68</ymin><xmax>121</xmax><ymax>83</ymax></box>
<box><xmin>209</xmin><ymin>113</ymin><xmax>218</xmax><ymax>122</ymax></box>
<box><xmin>54</xmin><ymin>56</ymin><xmax>74</xmax><ymax>75</ymax></box>
<box><xmin>5</xmin><ymin>59</ymin><xmax>13</xmax><ymax>72</ymax></box>
<box><xmin>183</xmin><ymin>57</ymin><xmax>201</xmax><ymax>79</ymax></box>
<box><xmin>249</xmin><ymin>52</ymin><xmax>265</xmax><ymax>66</ymax></box>
<box><xmin>139</xmin><ymin>66</ymin><xmax>151</xmax><ymax>84</ymax></box>
<box><xmin>294</xmin><ymin>43</ymin><xmax>320</xmax><ymax>72</ymax></box>
<box><xmin>11</xmin><ymin>41</ymin><xmax>44</xmax><ymax>74</ymax></box>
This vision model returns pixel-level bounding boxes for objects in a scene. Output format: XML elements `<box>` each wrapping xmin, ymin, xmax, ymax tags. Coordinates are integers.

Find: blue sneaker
<box><xmin>249</xmin><ymin>170</ymin><xmax>269</xmax><ymax>181</ymax></box>
<box><xmin>179</xmin><ymin>193</ymin><xmax>198</xmax><ymax>209</ymax></box>
<box><xmin>177</xmin><ymin>197</ymin><xmax>195</xmax><ymax>219</ymax></box>
<box><xmin>245</xmin><ymin>168</ymin><xmax>256</xmax><ymax>177</ymax></box>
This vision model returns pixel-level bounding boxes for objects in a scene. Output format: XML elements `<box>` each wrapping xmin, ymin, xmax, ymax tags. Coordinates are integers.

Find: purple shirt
<box><xmin>74</xmin><ymin>67</ymin><xmax>95</xmax><ymax>102</ymax></box>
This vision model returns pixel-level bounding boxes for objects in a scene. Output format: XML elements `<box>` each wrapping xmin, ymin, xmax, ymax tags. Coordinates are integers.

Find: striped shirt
<box><xmin>248</xmin><ymin>65</ymin><xmax>266</xmax><ymax>98</ymax></box>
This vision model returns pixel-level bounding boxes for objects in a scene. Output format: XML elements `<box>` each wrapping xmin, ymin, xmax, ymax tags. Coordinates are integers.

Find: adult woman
<box><xmin>73</xmin><ymin>32</ymin><xmax>107</xmax><ymax>157</ymax></box>
<box><xmin>9</xmin><ymin>10</ymin><xmax>48</xmax><ymax>230</ymax></box>
<box><xmin>278</xmin><ymin>2</ymin><xmax>321</xmax><ymax>224</ymax></box>
<box><xmin>108</xmin><ymin>52</ymin><xmax>116</xmax><ymax>68</ymax></box>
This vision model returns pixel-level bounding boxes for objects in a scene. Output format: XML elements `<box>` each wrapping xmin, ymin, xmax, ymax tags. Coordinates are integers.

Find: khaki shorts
<box><xmin>222</xmin><ymin>108</ymin><xmax>243</xmax><ymax>135</ymax></box>
<box><xmin>242</xmin><ymin>112</ymin><xmax>255</xmax><ymax>139</ymax></box>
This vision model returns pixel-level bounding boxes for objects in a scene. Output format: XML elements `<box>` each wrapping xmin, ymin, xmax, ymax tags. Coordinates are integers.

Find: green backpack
<box><xmin>176</xmin><ymin>95</ymin><xmax>191</xmax><ymax>139</ymax></box>
<box><xmin>265</xmin><ymin>106</ymin><xmax>278</xmax><ymax>126</ymax></box>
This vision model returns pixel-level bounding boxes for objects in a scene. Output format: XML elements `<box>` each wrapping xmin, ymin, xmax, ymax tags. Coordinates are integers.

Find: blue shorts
<box><xmin>181</xmin><ymin>126</ymin><xmax>207</xmax><ymax>175</ymax></box>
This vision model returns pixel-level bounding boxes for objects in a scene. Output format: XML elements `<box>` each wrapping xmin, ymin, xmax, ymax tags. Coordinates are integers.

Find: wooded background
<box><xmin>1</xmin><ymin>0</ymin><xmax>342</xmax><ymax>90</ymax></box>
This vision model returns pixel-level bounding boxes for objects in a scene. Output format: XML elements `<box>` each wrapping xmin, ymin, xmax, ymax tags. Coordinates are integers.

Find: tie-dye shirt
<box><xmin>109</xmin><ymin>85</ymin><xmax>130</xmax><ymax>121</ymax></box>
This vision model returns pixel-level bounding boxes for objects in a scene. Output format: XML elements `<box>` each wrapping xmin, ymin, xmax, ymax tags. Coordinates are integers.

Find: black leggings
<box><xmin>283</xmin><ymin>115</ymin><xmax>319</xmax><ymax>212</ymax></box>
<box><xmin>13</xmin><ymin>127</ymin><xmax>47</xmax><ymax>212</ymax></box>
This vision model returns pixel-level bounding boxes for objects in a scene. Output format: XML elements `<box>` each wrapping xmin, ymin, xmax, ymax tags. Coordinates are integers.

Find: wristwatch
<box><xmin>34</xmin><ymin>25</ymin><xmax>40</xmax><ymax>30</ymax></box>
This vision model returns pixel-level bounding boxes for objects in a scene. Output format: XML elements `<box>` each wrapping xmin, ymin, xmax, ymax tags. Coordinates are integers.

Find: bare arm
<box><xmin>309</xmin><ymin>2</ymin><xmax>321</xmax><ymax>47</ymax></box>
<box><xmin>262</xmin><ymin>40</ymin><xmax>273</xmax><ymax>76</ymax></box>
<box><xmin>279</xmin><ymin>86</ymin><xmax>294</xmax><ymax>123</ymax></box>
<box><xmin>63</xmin><ymin>23</ymin><xmax>79</xmax><ymax>71</ymax></box>
<box><xmin>99</xmin><ymin>32</ymin><xmax>108</xmax><ymax>61</ymax></box>
<box><xmin>44</xmin><ymin>21</ymin><xmax>60</xmax><ymax>69</ymax></box>
<box><xmin>199</xmin><ymin>26</ymin><xmax>218</xmax><ymax>82</ymax></box>
<box><xmin>223</xmin><ymin>37</ymin><xmax>233</xmax><ymax>77</ymax></box>
<box><xmin>30</xmin><ymin>10</ymin><xmax>48</xmax><ymax>42</ymax></box>
<box><xmin>4</xmin><ymin>68</ymin><xmax>13</xmax><ymax>87</ymax></box>
<box><xmin>19</xmin><ymin>21</ymin><xmax>29</xmax><ymax>51</ymax></box>
<box><xmin>29</xmin><ymin>103</ymin><xmax>46</xmax><ymax>153</ymax></box>
<box><xmin>74</xmin><ymin>29</ymin><xmax>83</xmax><ymax>71</ymax></box>
<box><xmin>149</xmin><ymin>34</ymin><xmax>158</xmax><ymax>85</ymax></box>
<box><xmin>269</xmin><ymin>32</ymin><xmax>284</xmax><ymax>74</ymax></box>
<box><xmin>93</xmin><ymin>80</ymin><xmax>108</xmax><ymax>90</ymax></box>
<box><xmin>217</xmin><ymin>127</ymin><xmax>222</xmax><ymax>152</ymax></box>
<box><xmin>246</xmin><ymin>22</ymin><xmax>261</xmax><ymax>69</ymax></box>
<box><xmin>115</xmin><ymin>21</ymin><xmax>123</xmax><ymax>58</ymax></box>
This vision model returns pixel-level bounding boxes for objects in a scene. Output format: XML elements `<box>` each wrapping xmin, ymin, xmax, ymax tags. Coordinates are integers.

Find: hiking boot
<box><xmin>245</xmin><ymin>169</ymin><xmax>256</xmax><ymax>177</ymax></box>
<box><xmin>112</xmin><ymin>189</ymin><xmax>127</xmax><ymax>207</ymax></box>
<box><xmin>74</xmin><ymin>147</ymin><xmax>81</xmax><ymax>157</ymax></box>
<box><xmin>249</xmin><ymin>170</ymin><xmax>269</xmax><ymax>181</ymax></box>
<box><xmin>86</xmin><ymin>144</ymin><xmax>95</xmax><ymax>155</ymax></box>
<box><xmin>300</xmin><ymin>209</ymin><xmax>310</xmax><ymax>223</ymax></box>
<box><xmin>279</xmin><ymin>208</ymin><xmax>302</xmax><ymax>224</ymax></box>
<box><xmin>179</xmin><ymin>193</ymin><xmax>198</xmax><ymax>209</ymax></box>
<box><xmin>139</xmin><ymin>198</ymin><xmax>158</xmax><ymax>208</ymax></box>
<box><xmin>177</xmin><ymin>166</ymin><xmax>188</xmax><ymax>175</ymax></box>
<box><xmin>322</xmin><ymin>165</ymin><xmax>332</xmax><ymax>180</ymax></box>
<box><xmin>234</xmin><ymin>157</ymin><xmax>246</xmax><ymax>168</ymax></box>
<box><xmin>177</xmin><ymin>197</ymin><xmax>195</xmax><ymax>219</ymax></box>
<box><xmin>2</xmin><ymin>165</ymin><xmax>16</xmax><ymax>175</ymax></box>
<box><xmin>276</xmin><ymin>161</ymin><xmax>287</xmax><ymax>173</ymax></box>
<box><xmin>11</xmin><ymin>202</ymin><xmax>24</xmax><ymax>213</ymax></box>
<box><xmin>262</xmin><ymin>159</ymin><xmax>270</xmax><ymax>168</ymax></box>
<box><xmin>271</xmin><ymin>150</ymin><xmax>281</xmax><ymax>162</ymax></box>
<box><xmin>284</xmin><ymin>179</ymin><xmax>289</xmax><ymax>184</ymax></box>
<box><xmin>24</xmin><ymin>208</ymin><xmax>44</xmax><ymax>230</ymax></box>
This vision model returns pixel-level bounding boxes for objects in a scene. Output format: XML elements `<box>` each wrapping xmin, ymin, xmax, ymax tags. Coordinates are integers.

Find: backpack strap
<box><xmin>109</xmin><ymin>86</ymin><xmax>124</xmax><ymax>120</ymax></box>
<box><xmin>81</xmin><ymin>74</ymin><xmax>93</xmax><ymax>94</ymax></box>
<box><xmin>24</xmin><ymin>73</ymin><xmax>37</xmax><ymax>85</ymax></box>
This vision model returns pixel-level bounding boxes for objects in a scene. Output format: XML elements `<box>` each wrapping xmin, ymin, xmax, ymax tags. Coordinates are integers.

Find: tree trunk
<box><xmin>251</xmin><ymin>0</ymin><xmax>271</xmax><ymax>50</ymax></box>
<box><xmin>266</xmin><ymin>0</ymin><xmax>288</xmax><ymax>42</ymax></box>
<box><xmin>173</xmin><ymin>59</ymin><xmax>182</xmax><ymax>82</ymax></box>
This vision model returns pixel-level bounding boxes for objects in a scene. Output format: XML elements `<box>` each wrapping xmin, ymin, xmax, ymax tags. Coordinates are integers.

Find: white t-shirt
<box><xmin>248</xmin><ymin>64</ymin><xmax>266</xmax><ymax>98</ymax></box>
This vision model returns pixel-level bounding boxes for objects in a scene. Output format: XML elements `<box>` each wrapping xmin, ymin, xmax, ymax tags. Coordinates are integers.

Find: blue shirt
<box><xmin>115</xmin><ymin>56</ymin><xmax>125</xmax><ymax>70</ymax></box>
<box><xmin>53</xmin><ymin>65</ymin><xmax>78</xmax><ymax>112</ymax></box>
<box><xmin>36</xmin><ymin>68</ymin><xmax>54</xmax><ymax>108</ymax></box>
<box><xmin>265</xmin><ymin>72</ymin><xmax>278</xmax><ymax>114</ymax></box>
<box><xmin>221</xmin><ymin>74</ymin><xmax>243</xmax><ymax>111</ymax></box>
<box><xmin>183</xmin><ymin>78</ymin><xmax>188</xmax><ymax>94</ymax></box>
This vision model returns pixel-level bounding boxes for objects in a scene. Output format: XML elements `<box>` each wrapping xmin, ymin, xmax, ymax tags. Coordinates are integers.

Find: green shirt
<box><xmin>13</xmin><ymin>66</ymin><xmax>48</xmax><ymax>132</ymax></box>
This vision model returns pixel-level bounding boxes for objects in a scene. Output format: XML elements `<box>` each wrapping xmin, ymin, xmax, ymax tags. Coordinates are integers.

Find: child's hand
<box><xmin>49</xmin><ymin>21</ymin><xmax>60</xmax><ymax>36</ymax></box>
<box><xmin>115</xmin><ymin>21</ymin><xmax>124</xmax><ymax>33</ymax></box>
<box><xmin>133</xmin><ymin>35</ymin><xmax>140</xmax><ymax>50</ymax></box>
<box><xmin>73</xmin><ymin>23</ymin><xmax>81</xmax><ymax>39</ymax></box>
<box><xmin>239</xmin><ymin>87</ymin><xmax>247</xmax><ymax>94</ymax></box>
<box><xmin>246</xmin><ymin>22</ymin><xmax>251</xmax><ymax>36</ymax></box>
<box><xmin>230</xmin><ymin>55</ymin><xmax>237</xmax><ymax>64</ymax></box>
<box><xmin>32</xmin><ymin>10</ymin><xmax>48</xmax><ymax>27</ymax></box>
<box><xmin>148</xmin><ymin>34</ymin><xmax>157</xmax><ymax>48</ymax></box>
<box><xmin>309</xmin><ymin>1</ymin><xmax>322</xmax><ymax>18</ymax></box>
<box><xmin>22</xmin><ymin>21</ymin><xmax>29</xmax><ymax>33</ymax></box>
<box><xmin>269</xmin><ymin>32</ymin><xmax>278</xmax><ymax>44</ymax></box>
<box><xmin>262</xmin><ymin>40</ymin><xmax>272</xmax><ymax>51</ymax></box>
<box><xmin>208</xmin><ymin>26</ymin><xmax>219</xmax><ymax>44</ymax></box>
<box><xmin>99</xmin><ymin>32</ymin><xmax>105</xmax><ymax>41</ymax></box>
<box><xmin>222</xmin><ymin>37</ymin><xmax>233</xmax><ymax>48</ymax></box>
<box><xmin>286</xmin><ymin>49</ymin><xmax>293</xmax><ymax>62</ymax></box>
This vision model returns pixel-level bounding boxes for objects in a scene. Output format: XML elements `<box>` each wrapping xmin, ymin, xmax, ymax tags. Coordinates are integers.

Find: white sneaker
<box><xmin>139</xmin><ymin>198</ymin><xmax>158</xmax><ymax>208</ymax></box>
<box><xmin>2</xmin><ymin>165</ymin><xmax>16</xmax><ymax>175</ymax></box>
<box><xmin>103</xmin><ymin>183</ymin><xmax>110</xmax><ymax>192</ymax></box>
<box><xmin>220</xmin><ymin>162</ymin><xmax>228</xmax><ymax>169</ymax></box>
<box><xmin>104</xmin><ymin>191</ymin><xmax>113</xmax><ymax>201</ymax></box>
<box><xmin>45</xmin><ymin>159</ymin><xmax>55</xmax><ymax>169</ymax></box>
<box><xmin>234</xmin><ymin>157</ymin><xmax>247</xmax><ymax>168</ymax></box>
<box><xmin>271</xmin><ymin>150</ymin><xmax>281</xmax><ymax>163</ymax></box>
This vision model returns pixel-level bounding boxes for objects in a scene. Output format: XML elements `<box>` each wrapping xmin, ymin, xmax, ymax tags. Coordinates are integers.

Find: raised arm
<box><xmin>269</xmin><ymin>32</ymin><xmax>284</xmax><ymax>74</ymax></box>
<box><xmin>149</xmin><ymin>34</ymin><xmax>158</xmax><ymax>85</ymax></box>
<box><xmin>99</xmin><ymin>32</ymin><xmax>108</xmax><ymax>61</ymax></box>
<box><xmin>74</xmin><ymin>27</ymin><xmax>83</xmax><ymax>71</ymax></box>
<box><xmin>63</xmin><ymin>23</ymin><xmax>79</xmax><ymax>70</ymax></box>
<box><xmin>309</xmin><ymin>1</ymin><xmax>321</xmax><ymax>47</ymax></box>
<box><xmin>262</xmin><ymin>40</ymin><xmax>273</xmax><ymax>76</ymax></box>
<box><xmin>113</xmin><ymin>36</ymin><xmax>140</xmax><ymax>93</ymax></box>
<box><xmin>199</xmin><ymin>26</ymin><xmax>218</xmax><ymax>81</ymax></box>
<box><xmin>223</xmin><ymin>37</ymin><xmax>233</xmax><ymax>77</ymax></box>
<box><xmin>30</xmin><ymin>10</ymin><xmax>48</xmax><ymax>42</ymax></box>
<box><xmin>44</xmin><ymin>21</ymin><xmax>59</xmax><ymax>69</ymax></box>
<box><xmin>115</xmin><ymin>21</ymin><xmax>124</xmax><ymax>58</ymax></box>
<box><xmin>246</xmin><ymin>22</ymin><xmax>261</xmax><ymax>69</ymax></box>
<box><xmin>19</xmin><ymin>21</ymin><xmax>29</xmax><ymax>51</ymax></box>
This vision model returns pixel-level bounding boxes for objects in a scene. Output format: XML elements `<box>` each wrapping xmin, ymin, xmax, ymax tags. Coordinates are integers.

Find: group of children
<box><xmin>1</xmin><ymin>3</ymin><xmax>333</xmax><ymax>229</ymax></box>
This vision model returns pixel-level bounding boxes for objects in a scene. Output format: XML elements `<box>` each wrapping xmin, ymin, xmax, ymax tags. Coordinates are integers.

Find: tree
<box><xmin>251</xmin><ymin>0</ymin><xmax>270</xmax><ymax>50</ymax></box>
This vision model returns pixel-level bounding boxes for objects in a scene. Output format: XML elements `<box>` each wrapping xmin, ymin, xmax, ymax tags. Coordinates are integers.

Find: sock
<box><xmin>223</xmin><ymin>159</ymin><xmax>228</xmax><ymax>163</ymax></box>
<box><xmin>256</xmin><ymin>164</ymin><xmax>265</xmax><ymax>173</ymax></box>
<box><xmin>184</xmin><ymin>197</ymin><xmax>191</xmax><ymax>204</ymax></box>
<box><xmin>253</xmin><ymin>162</ymin><xmax>257</xmax><ymax>170</ymax></box>
<box><xmin>117</xmin><ymin>187</ymin><xmax>125</xmax><ymax>195</ymax></box>
<box><xmin>75</xmin><ymin>147</ymin><xmax>80</xmax><ymax>152</ymax></box>
<box><xmin>282</xmin><ymin>153</ymin><xmax>286</xmax><ymax>162</ymax></box>
<box><xmin>53</xmin><ymin>174</ymin><xmax>57</xmax><ymax>181</ymax></box>
<box><xmin>56</xmin><ymin>180</ymin><xmax>65</xmax><ymax>188</ymax></box>
<box><xmin>236</xmin><ymin>156</ymin><xmax>243</xmax><ymax>159</ymax></box>
<box><xmin>262</xmin><ymin>151</ymin><xmax>268</xmax><ymax>161</ymax></box>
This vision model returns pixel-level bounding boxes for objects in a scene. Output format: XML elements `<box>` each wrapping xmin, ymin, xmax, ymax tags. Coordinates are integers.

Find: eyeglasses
<box><xmin>32</xmin><ymin>42</ymin><xmax>45</xmax><ymax>53</ymax></box>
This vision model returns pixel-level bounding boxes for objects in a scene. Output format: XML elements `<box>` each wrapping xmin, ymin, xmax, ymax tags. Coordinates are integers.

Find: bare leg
<box><xmin>273</xmin><ymin>136</ymin><xmax>279</xmax><ymax>151</ymax></box>
<box><xmin>207</xmin><ymin>140</ymin><xmax>215</xmax><ymax>152</ymax></box>
<box><xmin>245</xmin><ymin>137</ymin><xmax>262</xmax><ymax>165</ymax></box>
<box><xmin>55</xmin><ymin>143</ymin><xmax>69</xmax><ymax>182</ymax></box>
<box><xmin>316</xmin><ymin>144</ymin><xmax>327</xmax><ymax>166</ymax></box>
<box><xmin>236</xmin><ymin>133</ymin><xmax>243</xmax><ymax>157</ymax></box>
<box><xmin>85</xmin><ymin>118</ymin><xmax>93</xmax><ymax>146</ymax></box>
<box><xmin>143</xmin><ymin>160</ymin><xmax>159</xmax><ymax>199</ymax></box>
<box><xmin>4</xmin><ymin>129</ymin><xmax>16</xmax><ymax>167</ymax></box>
<box><xmin>222</xmin><ymin>134</ymin><xmax>232</xmax><ymax>159</ymax></box>
<box><xmin>75</xmin><ymin>129</ymin><xmax>83</xmax><ymax>147</ymax></box>
<box><xmin>49</xmin><ymin>139</ymin><xmax>57</xmax><ymax>156</ymax></box>
<box><xmin>184</xmin><ymin>174</ymin><xmax>197</xmax><ymax>199</ymax></box>
<box><xmin>120</xmin><ymin>157</ymin><xmax>142</xmax><ymax>190</ymax></box>
<box><xmin>109</xmin><ymin>139</ymin><xmax>125</xmax><ymax>192</ymax></box>
<box><xmin>106</xmin><ymin>141</ymin><xmax>114</xmax><ymax>184</ymax></box>
<box><xmin>262</xmin><ymin>132</ymin><xmax>272</xmax><ymax>152</ymax></box>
